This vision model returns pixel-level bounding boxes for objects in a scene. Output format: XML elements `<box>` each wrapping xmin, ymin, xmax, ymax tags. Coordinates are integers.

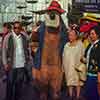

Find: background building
<box><xmin>0</xmin><ymin>0</ymin><xmax>72</xmax><ymax>31</ymax></box>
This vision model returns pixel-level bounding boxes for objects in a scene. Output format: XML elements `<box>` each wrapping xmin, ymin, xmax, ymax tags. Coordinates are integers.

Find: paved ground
<box><xmin>0</xmin><ymin>68</ymin><xmax>85</xmax><ymax>100</ymax></box>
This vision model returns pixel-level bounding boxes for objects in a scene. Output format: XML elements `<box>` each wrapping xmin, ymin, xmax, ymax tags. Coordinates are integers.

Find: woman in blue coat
<box><xmin>84</xmin><ymin>25</ymin><xmax>100</xmax><ymax>100</ymax></box>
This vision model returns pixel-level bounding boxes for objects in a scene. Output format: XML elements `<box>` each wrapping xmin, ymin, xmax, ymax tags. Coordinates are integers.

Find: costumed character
<box><xmin>32</xmin><ymin>1</ymin><xmax>67</xmax><ymax>100</ymax></box>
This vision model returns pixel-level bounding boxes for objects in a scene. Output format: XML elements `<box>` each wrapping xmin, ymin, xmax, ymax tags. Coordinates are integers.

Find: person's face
<box><xmin>45</xmin><ymin>11</ymin><xmax>60</xmax><ymax>28</ymax></box>
<box><xmin>68</xmin><ymin>30</ymin><xmax>77</xmax><ymax>42</ymax></box>
<box><xmin>3</xmin><ymin>27</ymin><xmax>9</xmax><ymax>34</ymax></box>
<box><xmin>89</xmin><ymin>29</ymin><xmax>98</xmax><ymax>42</ymax></box>
<box><xmin>13</xmin><ymin>23</ymin><xmax>21</xmax><ymax>35</ymax></box>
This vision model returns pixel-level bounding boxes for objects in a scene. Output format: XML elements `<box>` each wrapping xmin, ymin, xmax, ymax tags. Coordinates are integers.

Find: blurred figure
<box><xmin>2</xmin><ymin>22</ymin><xmax>12</xmax><ymax>39</ymax></box>
<box><xmin>21</xmin><ymin>26</ymin><xmax>29</xmax><ymax>40</ymax></box>
<box><xmin>0</xmin><ymin>23</ymin><xmax>12</xmax><ymax>78</ymax></box>
<box><xmin>29</xmin><ymin>21</ymin><xmax>41</xmax><ymax>57</ymax></box>
<box><xmin>63</xmin><ymin>29</ymin><xmax>84</xmax><ymax>100</ymax></box>
<box><xmin>81</xmin><ymin>32</ymin><xmax>90</xmax><ymax>49</ymax></box>
<box><xmin>80</xmin><ymin>22</ymin><xmax>98</xmax><ymax>49</ymax></box>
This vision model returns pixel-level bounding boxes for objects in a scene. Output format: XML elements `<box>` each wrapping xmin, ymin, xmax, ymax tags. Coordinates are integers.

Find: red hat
<box><xmin>80</xmin><ymin>22</ymin><xmax>98</xmax><ymax>33</ymax></box>
<box><xmin>47</xmin><ymin>0</ymin><xmax>65</xmax><ymax>14</ymax></box>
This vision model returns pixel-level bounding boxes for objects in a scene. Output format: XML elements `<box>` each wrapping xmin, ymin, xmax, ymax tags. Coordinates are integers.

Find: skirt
<box><xmin>84</xmin><ymin>75</ymin><xmax>99</xmax><ymax>100</ymax></box>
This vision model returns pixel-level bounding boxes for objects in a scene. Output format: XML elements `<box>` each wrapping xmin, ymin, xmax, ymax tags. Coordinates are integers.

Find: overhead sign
<box><xmin>74</xmin><ymin>0</ymin><xmax>100</xmax><ymax>4</ymax></box>
<box><xmin>73</xmin><ymin>0</ymin><xmax>100</xmax><ymax>13</ymax></box>
<box><xmin>82</xmin><ymin>4</ymin><xmax>100</xmax><ymax>13</ymax></box>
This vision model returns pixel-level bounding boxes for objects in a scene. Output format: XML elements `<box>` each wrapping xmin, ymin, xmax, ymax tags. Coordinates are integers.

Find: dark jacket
<box><xmin>2</xmin><ymin>33</ymin><xmax>30</xmax><ymax>68</ymax></box>
<box><xmin>85</xmin><ymin>40</ymin><xmax>100</xmax><ymax>74</ymax></box>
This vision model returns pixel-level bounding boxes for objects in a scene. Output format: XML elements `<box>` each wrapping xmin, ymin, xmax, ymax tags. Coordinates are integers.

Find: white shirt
<box><xmin>13</xmin><ymin>32</ymin><xmax>25</xmax><ymax>68</ymax></box>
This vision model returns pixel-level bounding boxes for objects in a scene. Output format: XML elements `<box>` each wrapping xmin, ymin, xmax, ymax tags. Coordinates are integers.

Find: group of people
<box><xmin>0</xmin><ymin>21</ymin><xmax>100</xmax><ymax>100</ymax></box>
<box><xmin>0</xmin><ymin>0</ymin><xmax>100</xmax><ymax>100</ymax></box>
<box><xmin>63</xmin><ymin>25</ymin><xmax>100</xmax><ymax>100</ymax></box>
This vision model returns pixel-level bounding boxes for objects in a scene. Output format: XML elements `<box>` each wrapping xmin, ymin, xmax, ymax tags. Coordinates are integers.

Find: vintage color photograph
<box><xmin>0</xmin><ymin>0</ymin><xmax>100</xmax><ymax>100</ymax></box>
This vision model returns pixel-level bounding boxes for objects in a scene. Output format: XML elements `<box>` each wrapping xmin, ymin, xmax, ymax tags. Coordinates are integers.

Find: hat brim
<box><xmin>47</xmin><ymin>6</ymin><xmax>65</xmax><ymax>14</ymax></box>
<box><xmin>80</xmin><ymin>16</ymin><xmax>100</xmax><ymax>23</ymax></box>
<box><xmin>80</xmin><ymin>22</ymin><xmax>98</xmax><ymax>33</ymax></box>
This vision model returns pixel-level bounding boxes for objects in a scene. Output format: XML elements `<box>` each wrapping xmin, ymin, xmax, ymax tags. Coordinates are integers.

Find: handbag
<box><xmin>75</xmin><ymin>63</ymin><xmax>87</xmax><ymax>82</ymax></box>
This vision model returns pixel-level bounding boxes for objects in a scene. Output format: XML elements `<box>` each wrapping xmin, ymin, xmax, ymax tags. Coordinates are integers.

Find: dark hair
<box><xmin>13</xmin><ymin>21</ymin><xmax>22</xmax><ymax>27</ymax></box>
<box><xmin>3</xmin><ymin>22</ymin><xmax>12</xmax><ymax>30</ymax></box>
<box><xmin>89</xmin><ymin>25</ymin><xmax>100</xmax><ymax>38</ymax></box>
<box><xmin>36</xmin><ymin>20</ymin><xmax>42</xmax><ymax>26</ymax></box>
<box><xmin>71</xmin><ymin>29</ymin><xmax>80</xmax><ymax>36</ymax></box>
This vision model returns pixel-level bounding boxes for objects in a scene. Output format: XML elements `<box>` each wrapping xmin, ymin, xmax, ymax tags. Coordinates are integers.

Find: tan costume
<box><xmin>32</xmin><ymin>0</ymin><xmax>66</xmax><ymax>99</ymax></box>
<box><xmin>41</xmin><ymin>30</ymin><xmax>62</xmax><ymax>89</ymax></box>
<box><xmin>32</xmin><ymin>30</ymin><xmax>63</xmax><ymax>99</ymax></box>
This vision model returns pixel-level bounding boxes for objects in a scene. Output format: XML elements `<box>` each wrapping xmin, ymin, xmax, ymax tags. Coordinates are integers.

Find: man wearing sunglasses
<box><xmin>2</xmin><ymin>21</ymin><xmax>31</xmax><ymax>100</ymax></box>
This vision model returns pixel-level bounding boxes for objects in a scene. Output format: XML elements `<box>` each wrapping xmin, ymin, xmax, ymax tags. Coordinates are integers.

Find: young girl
<box><xmin>63</xmin><ymin>29</ymin><xmax>84</xmax><ymax>100</ymax></box>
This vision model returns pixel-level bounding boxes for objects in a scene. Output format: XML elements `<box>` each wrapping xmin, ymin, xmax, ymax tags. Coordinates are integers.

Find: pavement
<box><xmin>0</xmin><ymin>67</ymin><xmax>85</xmax><ymax>100</ymax></box>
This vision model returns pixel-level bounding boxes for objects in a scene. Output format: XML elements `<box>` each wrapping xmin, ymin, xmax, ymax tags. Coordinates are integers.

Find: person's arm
<box><xmin>95</xmin><ymin>43</ymin><xmax>100</xmax><ymax>95</ymax></box>
<box><xmin>97</xmin><ymin>45</ymin><xmax>100</xmax><ymax>80</ymax></box>
<box><xmin>2</xmin><ymin>35</ymin><xmax>10</xmax><ymax>71</ymax></box>
<box><xmin>62</xmin><ymin>45</ymin><xmax>66</xmax><ymax>73</ymax></box>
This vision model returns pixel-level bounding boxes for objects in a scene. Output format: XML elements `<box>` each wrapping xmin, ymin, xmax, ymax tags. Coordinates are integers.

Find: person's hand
<box><xmin>4</xmin><ymin>64</ymin><xmax>10</xmax><ymax>72</ymax></box>
<box><xmin>80</xmin><ymin>57</ymin><xmax>86</xmax><ymax>64</ymax></box>
<box><xmin>32</xmin><ymin>25</ymin><xmax>40</xmax><ymax>33</ymax></box>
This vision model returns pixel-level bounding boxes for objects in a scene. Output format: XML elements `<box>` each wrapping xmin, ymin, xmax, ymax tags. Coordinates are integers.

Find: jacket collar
<box><xmin>12</xmin><ymin>31</ymin><xmax>21</xmax><ymax>39</ymax></box>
